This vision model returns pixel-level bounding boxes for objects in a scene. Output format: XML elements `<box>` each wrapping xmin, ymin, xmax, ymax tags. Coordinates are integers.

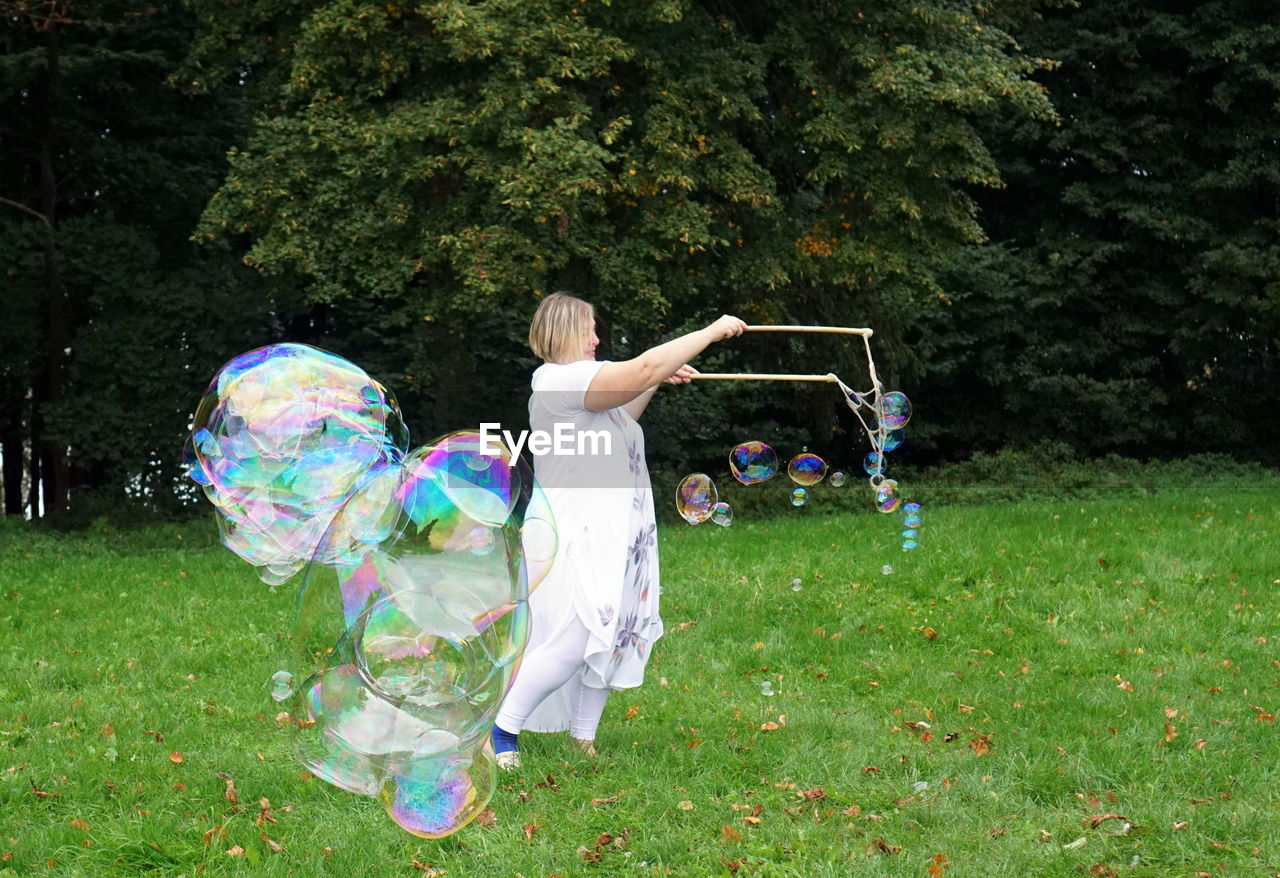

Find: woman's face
<box><xmin>581</xmin><ymin>320</ymin><xmax>600</xmax><ymax>361</ymax></box>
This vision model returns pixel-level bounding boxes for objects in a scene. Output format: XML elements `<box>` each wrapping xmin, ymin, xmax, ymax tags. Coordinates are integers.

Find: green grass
<box><xmin>4</xmin><ymin>483</ymin><xmax>1280</xmax><ymax>876</ymax></box>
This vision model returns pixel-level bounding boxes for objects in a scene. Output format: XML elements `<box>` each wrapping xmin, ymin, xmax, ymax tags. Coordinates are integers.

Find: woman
<box><xmin>492</xmin><ymin>293</ymin><xmax>747</xmax><ymax>768</ymax></box>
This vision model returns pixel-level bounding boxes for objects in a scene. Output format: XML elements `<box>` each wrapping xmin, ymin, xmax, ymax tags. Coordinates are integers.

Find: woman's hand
<box><xmin>706</xmin><ymin>314</ymin><xmax>748</xmax><ymax>341</ymax></box>
<box><xmin>663</xmin><ymin>364</ymin><xmax>699</xmax><ymax>385</ymax></box>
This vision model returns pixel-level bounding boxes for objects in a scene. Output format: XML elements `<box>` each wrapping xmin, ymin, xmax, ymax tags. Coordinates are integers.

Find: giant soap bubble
<box><xmin>282</xmin><ymin>432</ymin><xmax>544</xmax><ymax>838</ymax></box>
<box><xmin>185</xmin><ymin>344</ymin><xmax>409</xmax><ymax>584</ymax></box>
<box><xmin>187</xmin><ymin>346</ymin><xmax>553</xmax><ymax>839</ymax></box>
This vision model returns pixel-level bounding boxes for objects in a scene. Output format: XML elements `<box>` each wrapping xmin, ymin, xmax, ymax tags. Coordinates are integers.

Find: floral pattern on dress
<box><xmin>598</xmin><ymin>413</ymin><xmax>662</xmax><ymax>688</ymax></box>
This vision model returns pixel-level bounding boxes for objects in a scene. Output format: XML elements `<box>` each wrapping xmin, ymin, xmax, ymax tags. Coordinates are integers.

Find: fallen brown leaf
<box><xmin>168</xmin><ymin>752</ymin><xmax>184</xmax><ymax>764</ymax></box>
<box><xmin>1172</xmin><ymin>821</ymin><xmax>1189</xmax><ymax>831</ymax></box>
<box><xmin>474</xmin><ymin>807</ymin><xmax>497</xmax><ymax>827</ymax></box>
<box><xmin>591</xmin><ymin>794</ymin><xmax>620</xmax><ymax>805</ymax></box>
<box><xmin>866</xmin><ymin>838</ymin><xmax>901</xmax><ymax>855</ymax></box>
<box><xmin>522</xmin><ymin>821</ymin><xmax>537</xmax><ymax>840</ymax></box>
<box><xmin>225</xmin><ymin>845</ymin><xmax>245</xmax><ymax>856</ymax></box>
<box><xmin>1089</xmin><ymin>865</ymin><xmax>1118</xmax><ymax>877</ymax></box>
<box><xmin>1084</xmin><ymin>813</ymin><xmax>1129</xmax><ymax>830</ymax></box>
<box><xmin>261</xmin><ymin>834</ymin><xmax>284</xmax><ymax>853</ymax></box>
<box><xmin>577</xmin><ymin>845</ymin><xmax>601</xmax><ymax>863</ymax></box>
<box><xmin>721</xmin><ymin>824</ymin><xmax>743</xmax><ymax>843</ymax></box>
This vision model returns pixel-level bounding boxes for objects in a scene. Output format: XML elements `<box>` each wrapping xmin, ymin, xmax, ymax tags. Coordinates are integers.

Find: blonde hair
<box><xmin>529</xmin><ymin>292</ymin><xmax>595</xmax><ymax>363</ymax></box>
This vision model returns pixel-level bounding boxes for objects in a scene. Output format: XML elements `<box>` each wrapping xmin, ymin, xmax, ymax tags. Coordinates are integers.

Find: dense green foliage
<box><xmin>1</xmin><ymin>0</ymin><xmax>282</xmax><ymax>518</ymax></box>
<box><xmin>176</xmin><ymin>0</ymin><xmax>1057</xmax><ymax>462</ymax></box>
<box><xmin>923</xmin><ymin>0</ymin><xmax>1280</xmax><ymax>459</ymax></box>
<box><xmin>1</xmin><ymin>0</ymin><xmax>1278</xmax><ymax>518</ymax></box>
<box><xmin>5</xmin><ymin>486</ymin><xmax>1280</xmax><ymax>873</ymax></box>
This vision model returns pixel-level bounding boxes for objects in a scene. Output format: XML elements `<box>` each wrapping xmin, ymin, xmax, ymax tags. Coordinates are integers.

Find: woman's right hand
<box><xmin>706</xmin><ymin>314</ymin><xmax>748</xmax><ymax>341</ymax></box>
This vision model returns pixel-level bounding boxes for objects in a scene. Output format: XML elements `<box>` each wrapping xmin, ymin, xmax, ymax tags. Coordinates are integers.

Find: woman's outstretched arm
<box><xmin>584</xmin><ymin>316</ymin><xmax>745</xmax><ymax>412</ymax></box>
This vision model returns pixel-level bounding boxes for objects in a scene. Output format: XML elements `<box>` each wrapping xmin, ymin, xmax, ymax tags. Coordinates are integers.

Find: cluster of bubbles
<box><xmin>679</xmin><ymin>441</ymin><xmax>837</xmax><ymax>523</ymax></box>
<box><xmin>676</xmin><ymin>385</ymin><xmax>915</xmax><ymax>524</ymax></box>
<box><xmin>900</xmin><ymin>502</ymin><xmax>923</xmax><ymax>551</ymax></box>
<box><xmin>845</xmin><ymin>388</ymin><xmax>920</xmax><ymax>533</ymax></box>
<box><xmin>185</xmin><ymin>344</ymin><xmax>555</xmax><ymax>839</ymax></box>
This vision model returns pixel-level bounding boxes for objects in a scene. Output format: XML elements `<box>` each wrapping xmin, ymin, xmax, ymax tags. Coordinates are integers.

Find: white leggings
<box><xmin>495</xmin><ymin>618</ymin><xmax>610</xmax><ymax>740</ymax></box>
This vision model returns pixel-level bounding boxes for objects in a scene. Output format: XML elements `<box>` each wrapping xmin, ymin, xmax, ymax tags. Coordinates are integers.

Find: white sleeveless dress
<box><xmin>521</xmin><ymin>360</ymin><xmax>664</xmax><ymax>732</ymax></box>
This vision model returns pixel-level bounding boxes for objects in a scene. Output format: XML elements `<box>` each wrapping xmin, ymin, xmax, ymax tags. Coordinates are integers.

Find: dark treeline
<box><xmin>2</xmin><ymin>0</ymin><xmax>1277</xmax><ymax>522</ymax></box>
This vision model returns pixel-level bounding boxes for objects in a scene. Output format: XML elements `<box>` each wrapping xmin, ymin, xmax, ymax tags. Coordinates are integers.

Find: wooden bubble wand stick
<box><xmin>689</xmin><ymin>324</ymin><xmax>875</xmax><ymax>384</ymax></box>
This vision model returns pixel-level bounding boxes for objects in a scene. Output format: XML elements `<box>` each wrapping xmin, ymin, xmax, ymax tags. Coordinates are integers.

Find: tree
<box><xmin>928</xmin><ymin>0</ymin><xmax>1280</xmax><ymax>460</ymax></box>
<box><xmin>1</xmin><ymin>0</ymin><xmax>279</xmax><ymax>518</ymax></box>
<box><xmin>182</xmin><ymin>0</ymin><xmax>1057</xmax><ymax>459</ymax></box>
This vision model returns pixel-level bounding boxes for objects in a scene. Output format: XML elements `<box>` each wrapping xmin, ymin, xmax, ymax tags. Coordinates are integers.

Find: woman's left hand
<box><xmin>663</xmin><ymin>364</ymin><xmax>699</xmax><ymax>385</ymax></box>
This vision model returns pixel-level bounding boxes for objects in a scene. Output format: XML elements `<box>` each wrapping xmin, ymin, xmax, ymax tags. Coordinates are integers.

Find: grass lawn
<box><xmin>3</xmin><ymin>482</ymin><xmax>1280</xmax><ymax>876</ymax></box>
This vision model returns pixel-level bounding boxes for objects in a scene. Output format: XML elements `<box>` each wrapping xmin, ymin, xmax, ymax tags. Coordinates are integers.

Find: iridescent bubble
<box><xmin>281</xmin><ymin>429</ymin><xmax>542</xmax><ymax>839</ymax></box>
<box><xmin>711</xmin><ymin>502</ymin><xmax>733</xmax><ymax>527</ymax></box>
<box><xmin>729</xmin><ymin>441</ymin><xmax>778</xmax><ymax>485</ymax></box>
<box><xmin>188</xmin><ymin>345</ymin><xmax>550</xmax><ymax>840</ymax></box>
<box><xmin>790</xmin><ymin>487</ymin><xmax>808</xmax><ymax>507</ymax></box>
<box><xmin>830</xmin><ymin>471</ymin><xmax>846</xmax><ymax>488</ymax></box>
<box><xmin>882</xmin><ymin>429</ymin><xmax>906</xmax><ymax>452</ymax></box>
<box><xmin>902</xmin><ymin>502</ymin><xmax>922</xmax><ymax>529</ymax></box>
<box><xmin>185</xmin><ymin>344</ymin><xmax>408</xmax><ymax>584</ymax></box>
<box><xmin>875</xmin><ymin>479</ymin><xmax>901</xmax><ymax>514</ymax></box>
<box><xmin>790</xmin><ymin>577</ymin><xmax>803</xmax><ymax>591</ymax></box>
<box><xmin>787</xmin><ymin>452</ymin><xmax>828</xmax><ymax>486</ymax></box>
<box><xmin>759</xmin><ymin>680</ymin><xmax>774</xmax><ymax>696</ymax></box>
<box><xmin>270</xmin><ymin>670</ymin><xmax>295</xmax><ymax>702</ymax></box>
<box><xmin>901</xmin><ymin>529</ymin><xmax>918</xmax><ymax>540</ymax></box>
<box><xmin>901</xmin><ymin>540</ymin><xmax>919</xmax><ymax>551</ymax></box>
<box><xmin>880</xmin><ymin>391</ymin><xmax>912</xmax><ymax>430</ymax></box>
<box><xmin>863</xmin><ymin>451</ymin><xmax>886</xmax><ymax>476</ymax></box>
<box><xmin>881</xmin><ymin>564</ymin><xmax>894</xmax><ymax>575</ymax></box>
<box><xmin>676</xmin><ymin>473</ymin><xmax>718</xmax><ymax>524</ymax></box>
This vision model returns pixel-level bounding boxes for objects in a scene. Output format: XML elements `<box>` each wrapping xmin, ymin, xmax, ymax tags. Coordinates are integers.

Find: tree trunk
<box><xmin>1</xmin><ymin>395</ymin><xmax>24</xmax><ymax>515</ymax></box>
<box><xmin>35</xmin><ymin>18</ymin><xmax>69</xmax><ymax>517</ymax></box>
